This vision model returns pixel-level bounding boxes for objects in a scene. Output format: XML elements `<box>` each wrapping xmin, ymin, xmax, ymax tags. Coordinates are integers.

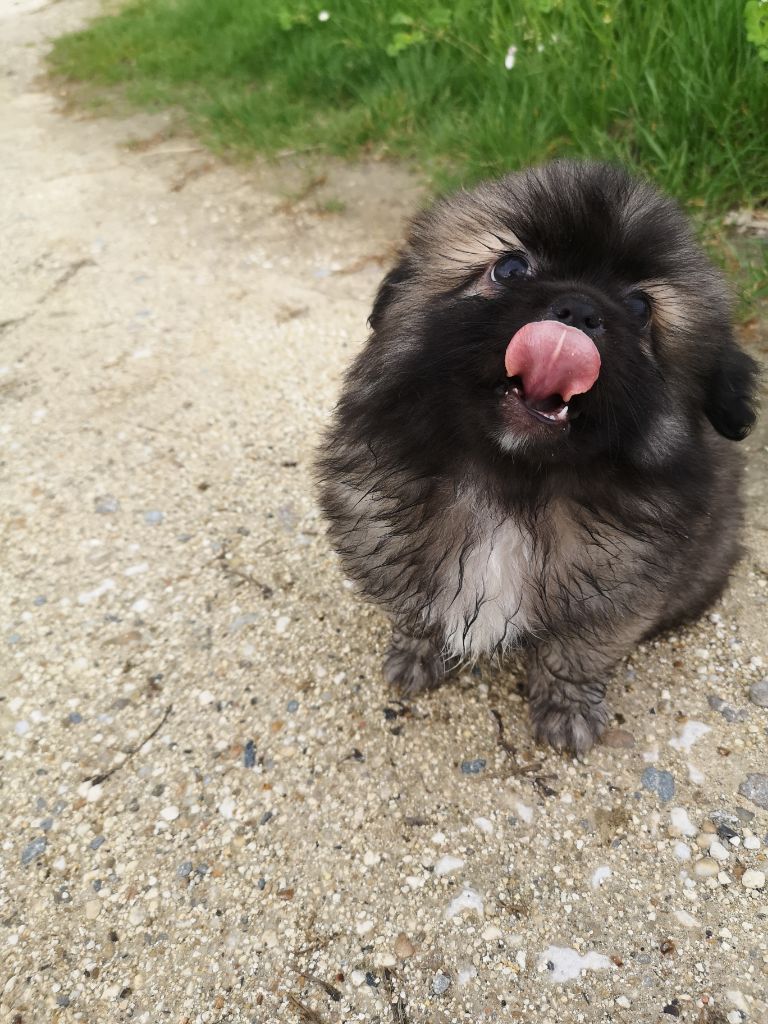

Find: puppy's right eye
<box><xmin>491</xmin><ymin>253</ymin><xmax>531</xmax><ymax>282</ymax></box>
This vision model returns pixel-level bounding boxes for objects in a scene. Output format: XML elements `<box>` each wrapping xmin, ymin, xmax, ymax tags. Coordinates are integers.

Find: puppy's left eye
<box><xmin>491</xmin><ymin>253</ymin><xmax>531</xmax><ymax>282</ymax></box>
<box><xmin>626</xmin><ymin>291</ymin><xmax>651</xmax><ymax>326</ymax></box>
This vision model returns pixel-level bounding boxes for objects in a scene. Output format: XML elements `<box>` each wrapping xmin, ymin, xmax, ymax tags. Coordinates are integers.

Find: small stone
<box><xmin>738</xmin><ymin>773</ymin><xmax>768</xmax><ymax>811</ymax></box>
<box><xmin>350</xmin><ymin>970</ymin><xmax>366</xmax><ymax>987</ymax></box>
<box><xmin>89</xmin><ymin>836</ymin><xmax>106</xmax><ymax>850</ymax></box>
<box><xmin>741</xmin><ymin>869</ymin><xmax>766</xmax><ymax>890</ymax></box>
<box><xmin>394</xmin><ymin>932</ymin><xmax>416</xmax><ymax>959</ymax></box>
<box><xmin>641</xmin><ymin>767</ymin><xmax>675</xmax><ymax>803</ymax></box>
<box><xmin>694</xmin><ymin>858</ymin><xmax>719</xmax><ymax>878</ymax></box>
<box><xmin>601</xmin><ymin>728</ymin><xmax>635</xmax><ymax>748</ymax></box>
<box><xmin>460</xmin><ymin>759</ymin><xmax>486</xmax><ymax>775</ymax></box>
<box><xmin>56</xmin><ymin>996</ymin><xmax>71</xmax><ymax>1008</ymax></box>
<box><xmin>482</xmin><ymin>925</ymin><xmax>502</xmax><ymax>941</ymax></box>
<box><xmin>95</xmin><ymin>495</ymin><xmax>120</xmax><ymax>514</ymax></box>
<box><xmin>616</xmin><ymin>996</ymin><xmax>631</xmax><ymax>1009</ymax></box>
<box><xmin>709</xmin><ymin>841</ymin><xmax>729</xmax><ymax>861</ymax></box>
<box><xmin>128</xmin><ymin>905</ymin><xmax>145</xmax><ymax>926</ymax></box>
<box><xmin>259</xmin><ymin>811</ymin><xmax>273</xmax><ymax>825</ymax></box>
<box><xmin>432</xmin><ymin>972</ymin><xmax>451</xmax><ymax>996</ymax></box>
<box><xmin>287</xmin><ymin>700</ymin><xmax>299</xmax><ymax>713</ymax></box>
<box><xmin>143</xmin><ymin>509</ymin><xmax>164</xmax><ymax>525</ymax></box>
<box><xmin>176</xmin><ymin>861</ymin><xmax>193</xmax><ymax>879</ymax></box>
<box><xmin>744</xmin><ymin>834</ymin><xmax>760</xmax><ymax>850</ymax></box>
<box><xmin>21</xmin><ymin>836</ymin><xmax>46</xmax><ymax>866</ymax></box>
<box><xmin>160</xmin><ymin>805</ymin><xmax>179</xmax><ymax>822</ymax></box>
<box><xmin>749</xmin><ymin>679</ymin><xmax>768</xmax><ymax>708</ymax></box>
<box><xmin>434</xmin><ymin>855</ymin><xmax>464</xmax><ymax>876</ymax></box>
<box><xmin>669</xmin><ymin>807</ymin><xmax>697</xmax><ymax>837</ymax></box>
<box><xmin>243</xmin><ymin>740</ymin><xmax>256</xmax><ymax>768</ymax></box>
<box><xmin>68</xmin><ymin>712</ymin><xmax>83</xmax><ymax>724</ymax></box>
<box><xmin>218</xmin><ymin>796</ymin><xmax>236</xmax><ymax>820</ymax></box>
<box><xmin>673</xmin><ymin>909</ymin><xmax>700</xmax><ymax>928</ymax></box>
<box><xmin>33</xmin><ymin>595</ymin><xmax>47</xmax><ymax>606</ymax></box>
<box><xmin>85</xmin><ymin>900</ymin><xmax>102</xmax><ymax>921</ymax></box>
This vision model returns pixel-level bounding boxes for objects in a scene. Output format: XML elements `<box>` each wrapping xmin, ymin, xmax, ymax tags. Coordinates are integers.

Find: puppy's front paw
<box><xmin>530</xmin><ymin>696</ymin><xmax>610</xmax><ymax>756</ymax></box>
<box><xmin>383</xmin><ymin>630</ymin><xmax>444</xmax><ymax>697</ymax></box>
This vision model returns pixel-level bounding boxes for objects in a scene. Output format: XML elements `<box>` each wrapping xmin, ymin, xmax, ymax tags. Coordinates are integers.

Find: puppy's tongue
<box><xmin>504</xmin><ymin>321</ymin><xmax>601</xmax><ymax>403</ymax></box>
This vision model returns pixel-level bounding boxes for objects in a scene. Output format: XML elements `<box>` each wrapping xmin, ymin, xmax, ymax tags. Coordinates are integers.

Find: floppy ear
<box><xmin>703</xmin><ymin>337</ymin><xmax>760</xmax><ymax>440</ymax></box>
<box><xmin>368</xmin><ymin>257</ymin><xmax>411</xmax><ymax>330</ymax></box>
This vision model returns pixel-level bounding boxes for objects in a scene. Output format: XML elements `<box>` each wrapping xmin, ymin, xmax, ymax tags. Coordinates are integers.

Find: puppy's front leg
<box><xmin>383</xmin><ymin>626</ymin><xmax>445</xmax><ymax>697</ymax></box>
<box><xmin>527</xmin><ymin>636</ymin><xmax>628</xmax><ymax>755</ymax></box>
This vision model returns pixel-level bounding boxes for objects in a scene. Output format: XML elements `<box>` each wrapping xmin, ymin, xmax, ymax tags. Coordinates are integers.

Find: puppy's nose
<box><xmin>547</xmin><ymin>294</ymin><xmax>604</xmax><ymax>333</ymax></box>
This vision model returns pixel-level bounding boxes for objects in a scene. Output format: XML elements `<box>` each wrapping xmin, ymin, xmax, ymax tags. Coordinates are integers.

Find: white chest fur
<box><xmin>424</xmin><ymin>504</ymin><xmax>532</xmax><ymax>661</ymax></box>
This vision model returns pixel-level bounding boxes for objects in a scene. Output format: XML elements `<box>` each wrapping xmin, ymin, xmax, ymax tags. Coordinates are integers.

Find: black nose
<box><xmin>547</xmin><ymin>294</ymin><xmax>604</xmax><ymax>333</ymax></box>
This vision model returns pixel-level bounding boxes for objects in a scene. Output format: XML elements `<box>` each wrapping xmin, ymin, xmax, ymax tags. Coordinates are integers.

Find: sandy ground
<box><xmin>1</xmin><ymin>2</ymin><xmax>768</xmax><ymax>1022</ymax></box>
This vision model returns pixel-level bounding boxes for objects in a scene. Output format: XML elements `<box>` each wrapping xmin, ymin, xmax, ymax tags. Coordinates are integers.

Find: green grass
<box><xmin>49</xmin><ymin>0</ymin><xmax>768</xmax><ymax>211</ymax></box>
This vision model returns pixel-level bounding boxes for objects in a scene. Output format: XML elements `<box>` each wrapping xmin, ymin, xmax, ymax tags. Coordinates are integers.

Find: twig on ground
<box><xmin>84</xmin><ymin>704</ymin><xmax>173</xmax><ymax>785</ymax></box>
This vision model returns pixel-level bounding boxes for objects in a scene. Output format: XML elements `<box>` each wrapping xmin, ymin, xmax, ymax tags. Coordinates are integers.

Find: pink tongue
<box><xmin>504</xmin><ymin>320</ymin><xmax>601</xmax><ymax>403</ymax></box>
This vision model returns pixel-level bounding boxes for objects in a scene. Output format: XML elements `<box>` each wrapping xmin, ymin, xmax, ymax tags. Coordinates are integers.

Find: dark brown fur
<box><xmin>315</xmin><ymin>161</ymin><xmax>759</xmax><ymax>754</ymax></box>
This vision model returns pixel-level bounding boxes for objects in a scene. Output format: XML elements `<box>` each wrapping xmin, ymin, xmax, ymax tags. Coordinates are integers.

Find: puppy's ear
<box><xmin>703</xmin><ymin>337</ymin><xmax>760</xmax><ymax>440</ymax></box>
<box><xmin>368</xmin><ymin>257</ymin><xmax>410</xmax><ymax>330</ymax></box>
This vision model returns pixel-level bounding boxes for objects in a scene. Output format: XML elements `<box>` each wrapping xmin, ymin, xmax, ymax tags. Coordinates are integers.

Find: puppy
<box><xmin>316</xmin><ymin>160</ymin><xmax>758</xmax><ymax>754</ymax></box>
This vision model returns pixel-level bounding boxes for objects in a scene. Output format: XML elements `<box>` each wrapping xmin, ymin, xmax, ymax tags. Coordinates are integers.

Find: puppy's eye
<box><xmin>491</xmin><ymin>253</ymin><xmax>531</xmax><ymax>283</ymax></box>
<box><xmin>626</xmin><ymin>291</ymin><xmax>651</xmax><ymax>326</ymax></box>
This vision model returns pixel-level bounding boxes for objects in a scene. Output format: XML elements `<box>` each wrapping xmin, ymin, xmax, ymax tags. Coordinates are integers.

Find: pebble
<box><xmin>143</xmin><ymin>509</ymin><xmax>164</xmax><ymax>525</ymax></box>
<box><xmin>749</xmin><ymin>679</ymin><xmax>768</xmax><ymax>707</ymax></box>
<box><xmin>641</xmin><ymin>767</ymin><xmax>676</xmax><ymax>803</ymax></box>
<box><xmin>693</xmin><ymin>858</ymin><xmax>719</xmax><ymax>878</ymax></box>
<box><xmin>709</xmin><ymin>841</ymin><xmax>729</xmax><ymax>861</ymax></box>
<box><xmin>394</xmin><ymin>932</ymin><xmax>416</xmax><ymax>959</ymax></box>
<box><xmin>85</xmin><ymin>899</ymin><xmax>101</xmax><ymax>920</ymax></box>
<box><xmin>243</xmin><ymin>740</ymin><xmax>256</xmax><ymax>768</ymax></box>
<box><xmin>432</xmin><ymin>972</ymin><xmax>451</xmax><ymax>995</ymax></box>
<box><xmin>94</xmin><ymin>495</ymin><xmax>120</xmax><ymax>514</ymax></box>
<box><xmin>20</xmin><ymin>836</ymin><xmax>47</xmax><ymax>866</ymax></box>
<box><xmin>176</xmin><ymin>861</ymin><xmax>193</xmax><ymax>878</ymax></box>
<box><xmin>673</xmin><ymin>842</ymin><xmax>691</xmax><ymax>861</ymax></box>
<box><xmin>669</xmin><ymin>807</ymin><xmax>697</xmax><ymax>837</ymax></box>
<box><xmin>434</xmin><ymin>855</ymin><xmax>464</xmax><ymax>876</ymax></box>
<box><xmin>445</xmin><ymin>887</ymin><xmax>484</xmax><ymax>919</ymax></box>
<box><xmin>669</xmin><ymin>721</ymin><xmax>710</xmax><ymax>752</ymax></box>
<box><xmin>738</xmin><ymin>773</ymin><xmax>768</xmax><ymax>810</ymax></box>
<box><xmin>473</xmin><ymin>816</ymin><xmax>493</xmax><ymax>834</ymax></box>
<box><xmin>539</xmin><ymin>945</ymin><xmax>612</xmax><ymax>983</ymax></box>
<box><xmin>286</xmin><ymin>700</ymin><xmax>299</xmax><ymax>712</ymax></box>
<box><xmin>460</xmin><ymin>759</ymin><xmax>486</xmax><ymax>775</ymax></box>
<box><xmin>160</xmin><ymin>805</ymin><xmax>179</xmax><ymax>822</ymax></box>
<box><xmin>741</xmin><ymin>869</ymin><xmax>766</xmax><ymax>890</ymax></box>
<box><xmin>591</xmin><ymin>865</ymin><xmax>612</xmax><ymax>888</ymax></box>
<box><xmin>673</xmin><ymin>909</ymin><xmax>700</xmax><ymax>928</ymax></box>
<box><xmin>601</xmin><ymin>728</ymin><xmax>635</xmax><ymax>748</ymax></box>
<box><xmin>128</xmin><ymin>905</ymin><xmax>145</xmax><ymax>926</ymax></box>
<box><xmin>707</xmin><ymin>694</ymin><xmax>749</xmax><ymax>723</ymax></box>
<box><xmin>744</xmin><ymin>834</ymin><xmax>760</xmax><ymax>850</ymax></box>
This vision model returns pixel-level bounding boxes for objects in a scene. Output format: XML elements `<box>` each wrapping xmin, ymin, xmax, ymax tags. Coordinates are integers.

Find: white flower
<box><xmin>318</xmin><ymin>9</ymin><xmax>330</xmax><ymax>21</ymax></box>
<box><xmin>504</xmin><ymin>45</ymin><xmax>517</xmax><ymax>70</ymax></box>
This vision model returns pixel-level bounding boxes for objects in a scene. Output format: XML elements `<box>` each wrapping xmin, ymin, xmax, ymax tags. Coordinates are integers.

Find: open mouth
<box><xmin>496</xmin><ymin>320</ymin><xmax>601</xmax><ymax>432</ymax></box>
<box><xmin>498</xmin><ymin>376</ymin><xmax>570</xmax><ymax>425</ymax></box>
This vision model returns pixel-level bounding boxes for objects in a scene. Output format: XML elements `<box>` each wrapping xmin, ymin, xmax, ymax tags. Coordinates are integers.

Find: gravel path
<box><xmin>1</xmin><ymin>2</ymin><xmax>767</xmax><ymax>1022</ymax></box>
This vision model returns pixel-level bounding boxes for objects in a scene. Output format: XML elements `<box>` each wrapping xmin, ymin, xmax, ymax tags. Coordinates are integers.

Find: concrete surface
<box><xmin>1</xmin><ymin>2</ymin><xmax>767</xmax><ymax>1022</ymax></box>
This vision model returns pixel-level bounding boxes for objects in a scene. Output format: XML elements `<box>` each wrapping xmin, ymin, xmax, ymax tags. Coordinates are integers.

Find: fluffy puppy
<box><xmin>316</xmin><ymin>160</ymin><xmax>758</xmax><ymax>755</ymax></box>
